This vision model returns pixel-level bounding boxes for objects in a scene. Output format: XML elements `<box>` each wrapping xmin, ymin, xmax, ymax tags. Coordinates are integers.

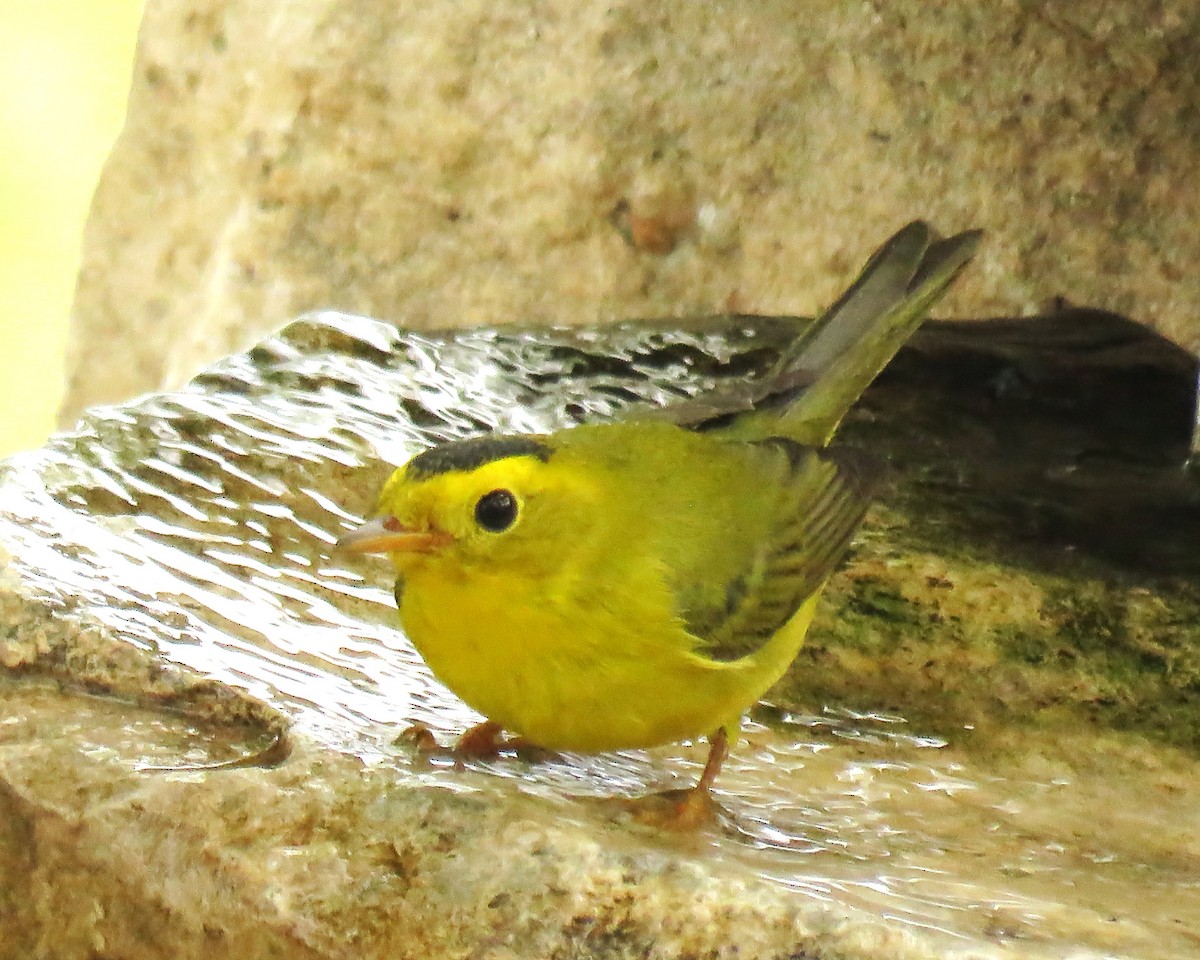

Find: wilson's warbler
<box><xmin>338</xmin><ymin>221</ymin><xmax>980</xmax><ymax>821</ymax></box>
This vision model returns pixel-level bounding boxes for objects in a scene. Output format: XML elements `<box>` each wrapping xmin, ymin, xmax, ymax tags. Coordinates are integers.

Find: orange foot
<box><xmin>614</xmin><ymin>784</ymin><xmax>724</xmax><ymax>830</ymax></box>
<box><xmin>605</xmin><ymin>726</ymin><xmax>731</xmax><ymax>831</ymax></box>
<box><xmin>397</xmin><ymin>723</ymin><xmax>441</xmax><ymax>754</ymax></box>
<box><xmin>399</xmin><ymin>720</ymin><xmax>558</xmax><ymax>764</ymax></box>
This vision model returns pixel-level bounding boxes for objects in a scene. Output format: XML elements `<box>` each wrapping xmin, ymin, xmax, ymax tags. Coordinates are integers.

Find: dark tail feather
<box><xmin>775</xmin><ymin>222</ymin><xmax>982</xmax><ymax>445</ymax></box>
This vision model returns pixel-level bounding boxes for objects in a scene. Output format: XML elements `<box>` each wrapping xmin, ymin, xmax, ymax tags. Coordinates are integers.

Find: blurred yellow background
<box><xmin>0</xmin><ymin>0</ymin><xmax>144</xmax><ymax>455</ymax></box>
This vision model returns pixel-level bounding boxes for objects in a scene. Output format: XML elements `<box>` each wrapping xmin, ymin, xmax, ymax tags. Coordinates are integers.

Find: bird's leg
<box><xmin>616</xmin><ymin>727</ymin><xmax>729</xmax><ymax>830</ymax></box>
<box><xmin>696</xmin><ymin>726</ymin><xmax>730</xmax><ymax>795</ymax></box>
<box><xmin>667</xmin><ymin>726</ymin><xmax>728</xmax><ymax>828</ymax></box>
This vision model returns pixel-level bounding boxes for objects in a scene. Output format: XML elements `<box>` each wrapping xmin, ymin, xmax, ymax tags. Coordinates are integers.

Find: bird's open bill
<box><xmin>336</xmin><ymin>516</ymin><xmax>450</xmax><ymax>554</ymax></box>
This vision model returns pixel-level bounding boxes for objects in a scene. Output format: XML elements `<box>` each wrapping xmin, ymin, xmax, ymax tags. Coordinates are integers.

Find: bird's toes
<box><xmin>396</xmin><ymin>722</ymin><xmax>446</xmax><ymax>755</ymax></box>
<box><xmin>453</xmin><ymin>720</ymin><xmax>508</xmax><ymax>759</ymax></box>
<box><xmin>610</xmin><ymin>786</ymin><xmax>725</xmax><ymax>831</ymax></box>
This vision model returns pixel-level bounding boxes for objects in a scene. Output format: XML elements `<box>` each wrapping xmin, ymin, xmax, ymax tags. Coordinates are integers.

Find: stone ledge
<box><xmin>0</xmin><ymin>682</ymin><xmax>956</xmax><ymax>960</ymax></box>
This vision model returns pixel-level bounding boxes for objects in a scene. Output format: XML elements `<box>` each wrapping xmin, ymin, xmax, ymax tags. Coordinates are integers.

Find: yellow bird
<box><xmin>338</xmin><ymin>222</ymin><xmax>980</xmax><ymax>822</ymax></box>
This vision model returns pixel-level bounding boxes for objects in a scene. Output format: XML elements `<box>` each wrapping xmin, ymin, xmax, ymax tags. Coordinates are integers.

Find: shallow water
<box><xmin>450</xmin><ymin>712</ymin><xmax>1200</xmax><ymax>959</ymax></box>
<box><xmin>2</xmin><ymin>311</ymin><xmax>1197</xmax><ymax>959</ymax></box>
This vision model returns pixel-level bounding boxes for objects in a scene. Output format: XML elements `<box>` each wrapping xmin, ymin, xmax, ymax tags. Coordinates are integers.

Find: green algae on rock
<box><xmin>786</xmin><ymin>308</ymin><xmax>1200</xmax><ymax>752</ymax></box>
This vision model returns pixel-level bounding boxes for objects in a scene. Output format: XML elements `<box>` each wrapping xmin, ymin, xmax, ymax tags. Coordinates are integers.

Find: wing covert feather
<box><xmin>681</xmin><ymin>441</ymin><xmax>878</xmax><ymax>662</ymax></box>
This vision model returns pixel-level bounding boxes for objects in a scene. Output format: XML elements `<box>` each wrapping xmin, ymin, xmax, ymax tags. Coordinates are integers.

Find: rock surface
<box><xmin>5</xmin><ymin>311</ymin><xmax>1200</xmax><ymax>958</ymax></box>
<box><xmin>4</xmin><ymin>680</ymin><xmax>983</xmax><ymax>960</ymax></box>
<box><xmin>63</xmin><ymin>0</ymin><xmax>1200</xmax><ymax>423</ymax></box>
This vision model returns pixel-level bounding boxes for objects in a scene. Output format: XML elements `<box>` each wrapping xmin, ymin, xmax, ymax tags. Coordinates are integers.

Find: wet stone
<box><xmin>1</xmin><ymin>310</ymin><xmax>1198</xmax><ymax>959</ymax></box>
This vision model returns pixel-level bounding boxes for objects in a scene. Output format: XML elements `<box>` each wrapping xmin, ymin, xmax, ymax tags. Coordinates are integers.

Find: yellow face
<box><xmin>384</xmin><ymin>455</ymin><xmax>545</xmax><ymax>565</ymax></box>
<box><xmin>338</xmin><ymin>438</ymin><xmax>594</xmax><ymax>581</ymax></box>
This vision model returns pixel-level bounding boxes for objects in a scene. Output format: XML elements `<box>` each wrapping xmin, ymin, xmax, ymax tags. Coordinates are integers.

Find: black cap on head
<box><xmin>406</xmin><ymin>436</ymin><xmax>553</xmax><ymax>480</ymax></box>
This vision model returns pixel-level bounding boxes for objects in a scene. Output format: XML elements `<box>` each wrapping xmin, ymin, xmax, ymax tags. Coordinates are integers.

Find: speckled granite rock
<box><xmin>63</xmin><ymin>0</ymin><xmax>1200</xmax><ymax>423</ymax></box>
<box><xmin>6</xmin><ymin>311</ymin><xmax>1200</xmax><ymax>958</ymax></box>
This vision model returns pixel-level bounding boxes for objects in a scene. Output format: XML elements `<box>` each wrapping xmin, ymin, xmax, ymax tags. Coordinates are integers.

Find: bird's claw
<box><xmin>454</xmin><ymin>720</ymin><xmax>508</xmax><ymax>758</ymax></box>
<box><xmin>398</xmin><ymin>720</ymin><xmax>558</xmax><ymax>764</ymax></box>
<box><xmin>612</xmin><ymin>786</ymin><xmax>725</xmax><ymax>831</ymax></box>
<box><xmin>396</xmin><ymin>722</ymin><xmax>443</xmax><ymax>754</ymax></box>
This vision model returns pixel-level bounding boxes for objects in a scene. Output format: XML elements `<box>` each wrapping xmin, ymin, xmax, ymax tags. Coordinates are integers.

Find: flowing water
<box><xmin>1</xmin><ymin>311</ymin><xmax>1197</xmax><ymax>958</ymax></box>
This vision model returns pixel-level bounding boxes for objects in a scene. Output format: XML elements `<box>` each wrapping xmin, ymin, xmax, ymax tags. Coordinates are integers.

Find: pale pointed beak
<box><xmin>335</xmin><ymin>516</ymin><xmax>451</xmax><ymax>555</ymax></box>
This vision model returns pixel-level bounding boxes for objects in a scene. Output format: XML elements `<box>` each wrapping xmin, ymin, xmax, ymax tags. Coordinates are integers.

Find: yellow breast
<box><xmin>399</xmin><ymin>559</ymin><xmax>821</xmax><ymax>752</ymax></box>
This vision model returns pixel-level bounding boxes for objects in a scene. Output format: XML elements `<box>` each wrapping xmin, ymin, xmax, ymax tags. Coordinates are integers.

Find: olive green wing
<box><xmin>681</xmin><ymin>440</ymin><xmax>878</xmax><ymax>662</ymax></box>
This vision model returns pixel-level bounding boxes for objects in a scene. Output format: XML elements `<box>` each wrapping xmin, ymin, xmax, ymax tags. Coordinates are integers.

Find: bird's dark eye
<box><xmin>474</xmin><ymin>489</ymin><xmax>518</xmax><ymax>532</ymax></box>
